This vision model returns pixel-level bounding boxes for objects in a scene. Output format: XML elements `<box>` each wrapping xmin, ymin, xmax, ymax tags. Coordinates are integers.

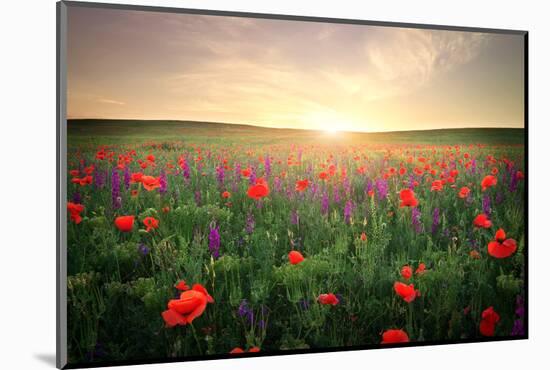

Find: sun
<box><xmin>303</xmin><ymin>110</ymin><xmax>357</xmax><ymax>133</ymax></box>
<box><xmin>324</xmin><ymin>127</ymin><xmax>341</xmax><ymax>134</ymax></box>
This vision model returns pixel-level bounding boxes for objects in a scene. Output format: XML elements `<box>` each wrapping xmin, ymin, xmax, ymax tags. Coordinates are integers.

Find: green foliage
<box><xmin>65</xmin><ymin>126</ymin><xmax>526</xmax><ymax>364</ymax></box>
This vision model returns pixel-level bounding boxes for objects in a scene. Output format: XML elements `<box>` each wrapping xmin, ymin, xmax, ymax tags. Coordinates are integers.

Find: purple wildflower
<box><xmin>511</xmin><ymin>319</ymin><xmax>525</xmax><ymax>336</ymax></box>
<box><xmin>182</xmin><ymin>156</ymin><xmax>190</xmax><ymax>181</ymax></box>
<box><xmin>159</xmin><ymin>170</ymin><xmax>167</xmax><ymax>194</ymax></box>
<box><xmin>321</xmin><ymin>192</ymin><xmax>329</xmax><ymax>215</ymax></box>
<box><xmin>343</xmin><ymin>177</ymin><xmax>351</xmax><ymax>197</ymax></box>
<box><xmin>482</xmin><ymin>194</ymin><xmax>492</xmax><ymax>216</ymax></box>
<box><xmin>111</xmin><ymin>168</ymin><xmax>121</xmax><ymax>209</ymax></box>
<box><xmin>515</xmin><ymin>295</ymin><xmax>525</xmax><ymax>317</ymax></box>
<box><xmin>72</xmin><ymin>191</ymin><xmax>81</xmax><ymax>204</ymax></box>
<box><xmin>245</xmin><ymin>213</ymin><xmax>255</xmax><ymax>234</ymax></box>
<box><xmin>274</xmin><ymin>176</ymin><xmax>282</xmax><ymax>192</ymax></box>
<box><xmin>208</xmin><ymin>224</ymin><xmax>221</xmax><ymax>259</ymax></box>
<box><xmin>375</xmin><ymin>178</ymin><xmax>388</xmax><ymax>200</ymax></box>
<box><xmin>94</xmin><ymin>169</ymin><xmax>106</xmax><ymax>189</ymax></box>
<box><xmin>258</xmin><ymin>319</ymin><xmax>266</xmax><ymax>330</ymax></box>
<box><xmin>511</xmin><ymin>295</ymin><xmax>525</xmax><ymax>336</ymax></box>
<box><xmin>137</xmin><ymin>243</ymin><xmax>150</xmax><ymax>256</ymax></box>
<box><xmin>264</xmin><ymin>155</ymin><xmax>271</xmax><ymax>177</ymax></box>
<box><xmin>249</xmin><ymin>167</ymin><xmax>257</xmax><ymax>185</ymax></box>
<box><xmin>365</xmin><ymin>180</ymin><xmax>373</xmax><ymax>197</ymax></box>
<box><xmin>334</xmin><ymin>186</ymin><xmax>341</xmax><ymax>204</ymax></box>
<box><xmin>237</xmin><ymin>299</ymin><xmax>254</xmax><ymax>324</ymax></box>
<box><xmin>123</xmin><ymin>166</ymin><xmax>131</xmax><ymax>190</ymax></box>
<box><xmin>216</xmin><ymin>165</ymin><xmax>225</xmax><ymax>187</ymax></box>
<box><xmin>470</xmin><ymin>159</ymin><xmax>477</xmax><ymax>174</ymax></box>
<box><xmin>234</xmin><ymin>162</ymin><xmax>242</xmax><ymax>182</ymax></box>
<box><xmin>431</xmin><ymin>207</ymin><xmax>440</xmax><ymax>234</ymax></box>
<box><xmin>412</xmin><ymin>207</ymin><xmax>423</xmax><ymax>233</ymax></box>
<box><xmin>509</xmin><ymin>169</ymin><xmax>519</xmax><ymax>193</ymax></box>
<box><xmin>344</xmin><ymin>199</ymin><xmax>354</xmax><ymax>224</ymax></box>
<box><xmin>408</xmin><ymin>175</ymin><xmax>415</xmax><ymax>190</ymax></box>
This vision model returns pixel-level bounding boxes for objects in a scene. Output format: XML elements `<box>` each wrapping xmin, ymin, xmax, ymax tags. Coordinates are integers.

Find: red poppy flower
<box><xmin>175</xmin><ymin>280</ymin><xmax>190</xmax><ymax>291</ymax></box>
<box><xmin>479</xmin><ymin>306</ymin><xmax>500</xmax><ymax>336</ymax></box>
<box><xmin>162</xmin><ymin>284</ymin><xmax>214</xmax><ymax>327</ymax></box>
<box><xmin>230</xmin><ymin>346</ymin><xmax>260</xmax><ymax>354</ymax></box>
<box><xmin>143</xmin><ymin>216</ymin><xmax>159</xmax><ymax>232</ymax></box>
<box><xmin>516</xmin><ymin>171</ymin><xmax>524</xmax><ymax>180</ymax></box>
<box><xmin>381</xmin><ymin>329</ymin><xmax>410</xmax><ymax>344</ymax></box>
<box><xmin>72</xmin><ymin>175</ymin><xmax>93</xmax><ymax>186</ymax></box>
<box><xmin>288</xmin><ymin>250</ymin><xmax>305</xmax><ymax>265</ymax></box>
<box><xmin>394</xmin><ymin>282</ymin><xmax>417</xmax><ymax>303</ymax></box>
<box><xmin>400</xmin><ymin>266</ymin><xmax>413</xmax><ymax>280</ymax></box>
<box><xmin>130</xmin><ymin>172</ymin><xmax>143</xmax><ymax>183</ymax></box>
<box><xmin>222</xmin><ymin>191</ymin><xmax>231</xmax><ymax>199</ymax></box>
<box><xmin>431</xmin><ymin>180</ymin><xmax>443</xmax><ymax>192</ymax></box>
<box><xmin>241</xmin><ymin>168</ymin><xmax>251</xmax><ymax>178</ymax></box>
<box><xmin>131</xmin><ymin>189</ymin><xmax>139</xmax><ymax>197</ymax></box>
<box><xmin>295</xmin><ymin>179</ymin><xmax>309</xmax><ymax>192</ymax></box>
<box><xmin>162</xmin><ymin>206</ymin><xmax>170</xmax><ymax>213</ymax></box>
<box><xmin>319</xmin><ymin>171</ymin><xmax>329</xmax><ymax>180</ymax></box>
<box><xmin>141</xmin><ymin>175</ymin><xmax>161</xmax><ymax>191</ymax></box>
<box><xmin>114</xmin><ymin>215</ymin><xmax>135</xmax><ymax>232</ymax></box>
<box><xmin>318</xmin><ymin>293</ymin><xmax>339</xmax><ymax>305</ymax></box>
<box><xmin>481</xmin><ymin>175</ymin><xmax>497</xmax><ymax>191</ymax></box>
<box><xmin>360</xmin><ymin>232</ymin><xmax>367</xmax><ymax>241</ymax></box>
<box><xmin>487</xmin><ymin>229</ymin><xmax>517</xmax><ymax>258</ymax></box>
<box><xmin>415</xmin><ymin>263</ymin><xmax>426</xmax><ymax>275</ymax></box>
<box><xmin>399</xmin><ymin>189</ymin><xmax>419</xmax><ymax>207</ymax></box>
<box><xmin>67</xmin><ymin>202</ymin><xmax>84</xmax><ymax>224</ymax></box>
<box><xmin>495</xmin><ymin>228</ymin><xmax>506</xmax><ymax>242</ymax></box>
<box><xmin>473</xmin><ymin>214</ymin><xmax>492</xmax><ymax>228</ymax></box>
<box><xmin>458</xmin><ymin>187</ymin><xmax>471</xmax><ymax>199</ymax></box>
<box><xmin>247</xmin><ymin>180</ymin><xmax>270</xmax><ymax>200</ymax></box>
<box><xmin>84</xmin><ymin>165</ymin><xmax>94</xmax><ymax>175</ymax></box>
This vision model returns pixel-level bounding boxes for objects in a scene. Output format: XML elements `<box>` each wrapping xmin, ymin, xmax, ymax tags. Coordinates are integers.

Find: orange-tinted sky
<box><xmin>67</xmin><ymin>6</ymin><xmax>525</xmax><ymax>132</ymax></box>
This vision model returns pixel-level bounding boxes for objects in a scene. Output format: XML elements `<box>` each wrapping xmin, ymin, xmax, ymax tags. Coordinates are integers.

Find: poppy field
<box><xmin>65</xmin><ymin>121</ymin><xmax>526</xmax><ymax>365</ymax></box>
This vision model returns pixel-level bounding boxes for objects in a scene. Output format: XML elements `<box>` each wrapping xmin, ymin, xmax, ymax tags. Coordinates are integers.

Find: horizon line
<box><xmin>67</xmin><ymin>117</ymin><xmax>525</xmax><ymax>135</ymax></box>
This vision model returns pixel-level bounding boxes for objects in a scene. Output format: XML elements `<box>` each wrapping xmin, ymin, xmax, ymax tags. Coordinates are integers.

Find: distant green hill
<box><xmin>67</xmin><ymin>119</ymin><xmax>525</xmax><ymax>146</ymax></box>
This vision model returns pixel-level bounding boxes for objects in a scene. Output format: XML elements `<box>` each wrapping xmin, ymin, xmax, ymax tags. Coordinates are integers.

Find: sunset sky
<box><xmin>67</xmin><ymin>6</ymin><xmax>525</xmax><ymax>133</ymax></box>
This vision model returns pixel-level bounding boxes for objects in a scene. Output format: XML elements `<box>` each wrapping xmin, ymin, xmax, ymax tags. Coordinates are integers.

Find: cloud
<box><xmin>364</xmin><ymin>29</ymin><xmax>489</xmax><ymax>98</ymax></box>
<box><xmin>98</xmin><ymin>98</ymin><xmax>125</xmax><ymax>105</ymax></box>
<box><xmin>68</xmin><ymin>8</ymin><xmax>516</xmax><ymax>131</ymax></box>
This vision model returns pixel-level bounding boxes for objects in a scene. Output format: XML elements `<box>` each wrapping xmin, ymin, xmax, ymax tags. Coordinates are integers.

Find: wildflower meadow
<box><xmin>66</xmin><ymin>120</ymin><xmax>526</xmax><ymax>365</ymax></box>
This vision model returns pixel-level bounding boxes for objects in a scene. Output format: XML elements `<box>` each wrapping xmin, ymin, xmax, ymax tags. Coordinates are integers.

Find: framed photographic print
<box><xmin>57</xmin><ymin>1</ymin><xmax>528</xmax><ymax>368</ymax></box>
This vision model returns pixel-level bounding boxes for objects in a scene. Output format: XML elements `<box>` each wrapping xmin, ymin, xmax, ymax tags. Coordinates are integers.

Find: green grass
<box><xmin>65</xmin><ymin>119</ymin><xmax>526</xmax><ymax>365</ymax></box>
<box><xmin>68</xmin><ymin>119</ymin><xmax>525</xmax><ymax>146</ymax></box>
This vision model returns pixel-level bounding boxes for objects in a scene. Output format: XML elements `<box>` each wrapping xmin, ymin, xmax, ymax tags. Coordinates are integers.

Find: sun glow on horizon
<box><xmin>67</xmin><ymin>7</ymin><xmax>525</xmax><ymax>131</ymax></box>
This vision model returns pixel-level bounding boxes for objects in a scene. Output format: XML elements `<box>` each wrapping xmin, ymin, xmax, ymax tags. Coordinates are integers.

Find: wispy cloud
<box><xmin>364</xmin><ymin>29</ymin><xmax>489</xmax><ymax>98</ymax></box>
<box><xmin>97</xmin><ymin>98</ymin><xmax>126</xmax><ymax>105</ymax></box>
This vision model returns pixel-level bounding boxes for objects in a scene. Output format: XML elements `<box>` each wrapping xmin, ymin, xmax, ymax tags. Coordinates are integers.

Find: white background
<box><xmin>1</xmin><ymin>0</ymin><xmax>548</xmax><ymax>369</ymax></box>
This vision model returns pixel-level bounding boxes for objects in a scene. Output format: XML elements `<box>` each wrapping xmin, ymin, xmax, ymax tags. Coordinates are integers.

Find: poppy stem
<box><xmin>407</xmin><ymin>303</ymin><xmax>414</xmax><ymax>338</ymax></box>
<box><xmin>189</xmin><ymin>323</ymin><xmax>203</xmax><ymax>355</ymax></box>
